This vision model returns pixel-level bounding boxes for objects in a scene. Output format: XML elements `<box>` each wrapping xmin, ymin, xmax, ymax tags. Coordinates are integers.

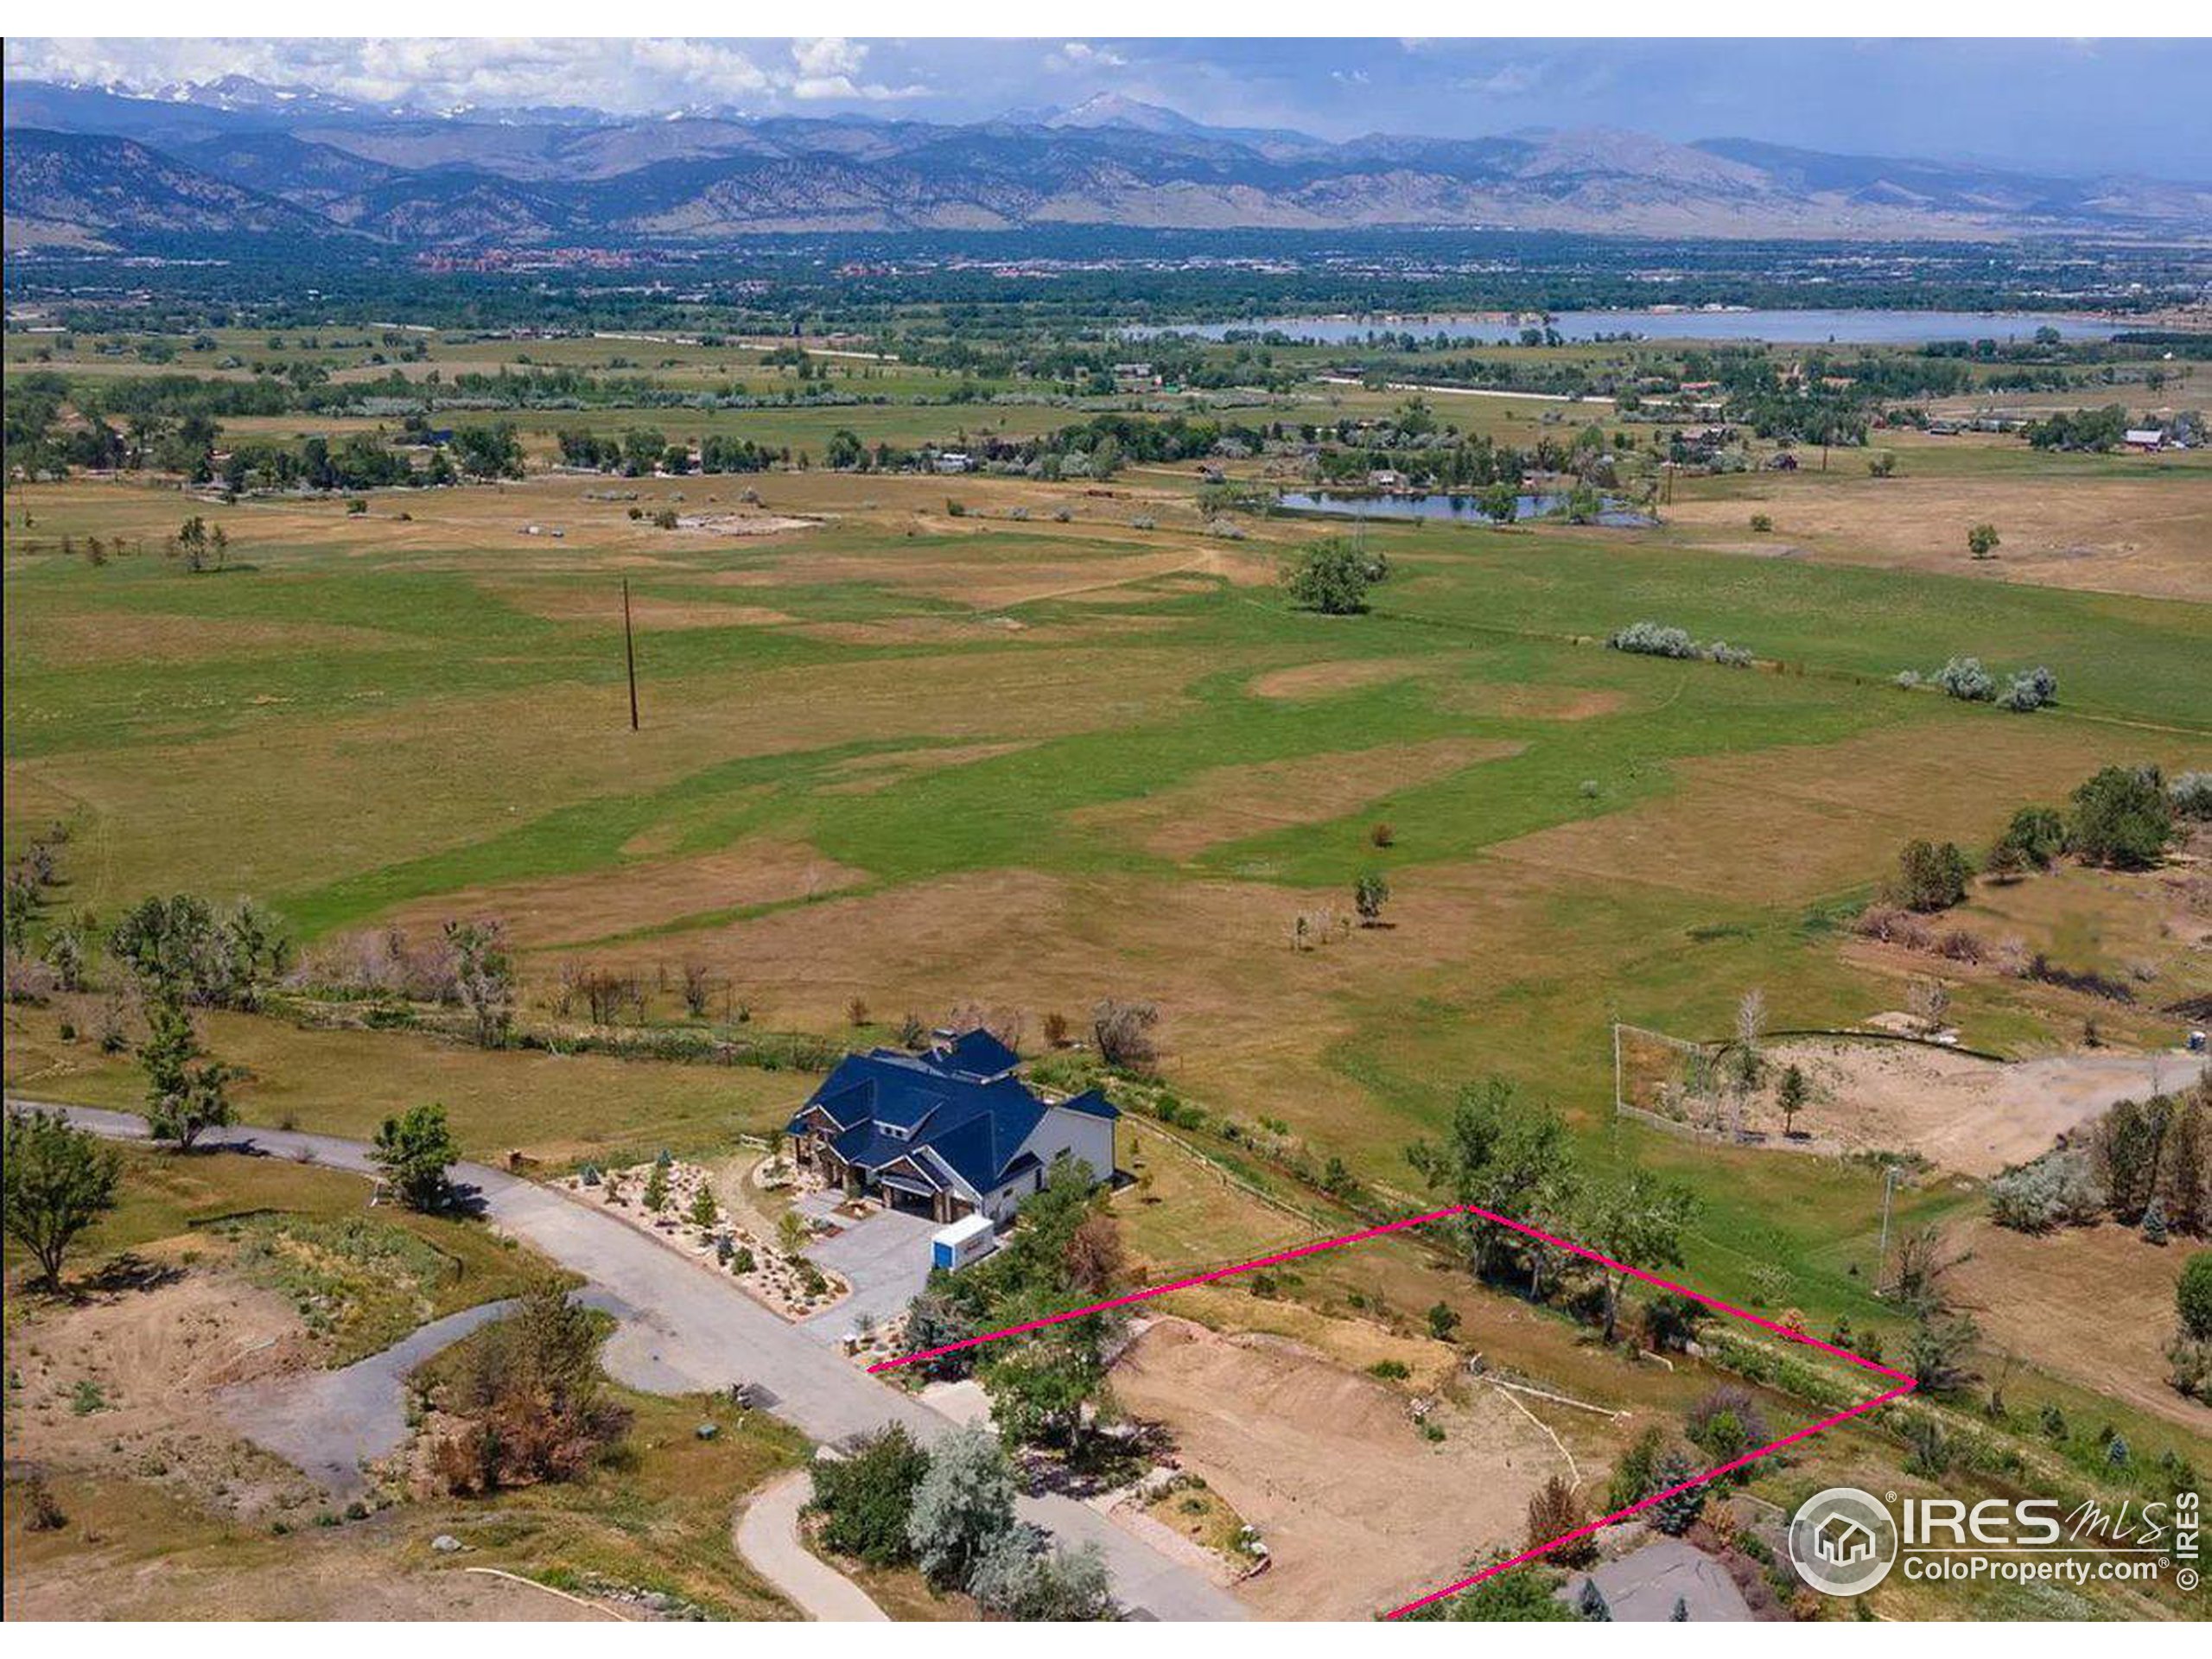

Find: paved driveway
<box><xmin>799</xmin><ymin>1208</ymin><xmax>941</xmax><ymax>1344</ymax></box>
<box><xmin>33</xmin><ymin>1103</ymin><xmax>1243</xmax><ymax>1621</ymax></box>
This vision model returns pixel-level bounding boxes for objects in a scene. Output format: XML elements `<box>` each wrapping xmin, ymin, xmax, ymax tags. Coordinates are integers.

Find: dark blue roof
<box><xmin>787</xmin><ymin>1030</ymin><xmax>1114</xmax><ymax>1197</ymax></box>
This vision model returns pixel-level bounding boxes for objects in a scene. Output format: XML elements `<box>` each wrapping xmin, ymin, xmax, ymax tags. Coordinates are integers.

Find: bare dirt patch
<box><xmin>1071</xmin><ymin>737</ymin><xmax>1522</xmax><ymax>861</ymax></box>
<box><xmin>674</xmin><ymin>513</ymin><xmax>817</xmax><ymax>538</ymax></box>
<box><xmin>482</xmin><ymin>583</ymin><xmax>797</xmax><ymax>631</ymax></box>
<box><xmin>1761</xmin><ymin>1036</ymin><xmax>2188</xmax><ymax>1175</ymax></box>
<box><xmin>1429</xmin><ymin>683</ymin><xmax>1631</xmax><ymax>721</ymax></box>
<box><xmin>1948</xmin><ymin>1217</ymin><xmax>2198</xmax><ymax>1432</ymax></box>
<box><xmin>383</xmin><ymin>837</ymin><xmax>865</xmax><ymax>948</ymax></box>
<box><xmin>1248</xmin><ymin>658</ymin><xmax>1434</xmax><ymax>701</ymax></box>
<box><xmin>1111</xmin><ymin>1315</ymin><xmax>1559</xmax><ymax>1618</ymax></box>
<box><xmin>817</xmin><ymin>741</ymin><xmax>1035</xmax><ymax>795</ymax></box>
<box><xmin>7</xmin><ymin>1268</ymin><xmax>328</xmax><ymax>1524</ymax></box>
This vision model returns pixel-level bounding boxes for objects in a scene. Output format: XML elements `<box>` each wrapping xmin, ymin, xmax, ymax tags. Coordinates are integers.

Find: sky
<box><xmin>7</xmin><ymin>37</ymin><xmax>2209</xmax><ymax>179</ymax></box>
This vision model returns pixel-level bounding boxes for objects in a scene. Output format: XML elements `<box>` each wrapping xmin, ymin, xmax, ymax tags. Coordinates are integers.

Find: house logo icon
<box><xmin>1789</xmin><ymin>1487</ymin><xmax>1899</xmax><ymax>1595</ymax></box>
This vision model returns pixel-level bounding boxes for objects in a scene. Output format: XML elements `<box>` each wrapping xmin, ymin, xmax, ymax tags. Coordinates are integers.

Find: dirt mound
<box><xmin>1113</xmin><ymin>1316</ymin><xmax>1560</xmax><ymax>1618</ymax></box>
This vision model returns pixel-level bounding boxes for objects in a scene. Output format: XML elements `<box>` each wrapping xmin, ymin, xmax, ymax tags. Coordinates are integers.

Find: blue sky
<box><xmin>7</xmin><ymin>37</ymin><xmax>2209</xmax><ymax>179</ymax></box>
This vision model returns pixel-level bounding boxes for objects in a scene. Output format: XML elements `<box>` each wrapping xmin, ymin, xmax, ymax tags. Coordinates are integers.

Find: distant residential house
<box><xmin>785</xmin><ymin>1029</ymin><xmax>1118</xmax><ymax>1224</ymax></box>
<box><xmin>1367</xmin><ymin>467</ymin><xmax>1408</xmax><ymax>490</ymax></box>
<box><xmin>2124</xmin><ymin>429</ymin><xmax>2167</xmax><ymax>452</ymax></box>
<box><xmin>934</xmin><ymin>451</ymin><xmax>974</xmax><ymax>474</ymax></box>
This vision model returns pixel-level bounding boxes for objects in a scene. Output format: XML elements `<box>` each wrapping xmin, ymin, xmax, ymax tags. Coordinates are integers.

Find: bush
<box><xmin>1998</xmin><ymin>666</ymin><xmax>2058</xmax><ymax>713</ymax></box>
<box><xmin>810</xmin><ymin>1426</ymin><xmax>931</xmax><ymax>1567</ymax></box>
<box><xmin>1607</xmin><ymin>620</ymin><xmax>1699</xmax><ymax>659</ymax></box>
<box><xmin>1988</xmin><ymin>1149</ymin><xmax>2105</xmax><ymax>1233</ymax></box>
<box><xmin>1995</xmin><ymin>805</ymin><xmax>2067</xmax><ymax>868</ymax></box>
<box><xmin>1934</xmin><ymin>656</ymin><xmax>1996</xmax><ymax>702</ymax></box>
<box><xmin>2171</xmin><ymin>772</ymin><xmax>2212</xmax><ymax>822</ymax></box>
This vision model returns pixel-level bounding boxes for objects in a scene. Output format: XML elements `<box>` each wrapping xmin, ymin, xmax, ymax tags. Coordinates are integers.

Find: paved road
<box><xmin>29</xmin><ymin>1102</ymin><xmax>1244</xmax><ymax>1621</ymax></box>
<box><xmin>734</xmin><ymin>1471</ymin><xmax>887</xmax><ymax>1622</ymax></box>
<box><xmin>219</xmin><ymin>1297</ymin><xmax>521</xmax><ymax>1496</ymax></box>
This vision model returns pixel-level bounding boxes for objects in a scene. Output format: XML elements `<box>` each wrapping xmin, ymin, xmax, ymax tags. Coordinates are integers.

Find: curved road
<box><xmin>23</xmin><ymin>1101</ymin><xmax>1243</xmax><ymax>1622</ymax></box>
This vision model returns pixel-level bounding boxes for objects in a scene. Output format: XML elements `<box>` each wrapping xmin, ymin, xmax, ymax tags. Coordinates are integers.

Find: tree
<box><xmin>425</xmin><ymin>1278</ymin><xmax>624</xmax><ymax>1493</ymax></box>
<box><xmin>444</xmin><ymin>918</ymin><xmax>515</xmax><ymax>1046</ymax></box>
<box><xmin>1091</xmin><ymin>998</ymin><xmax>1160</xmax><ymax>1072</ymax></box>
<box><xmin>139</xmin><ymin>997</ymin><xmax>237</xmax><ymax>1150</ymax></box>
<box><xmin>1733</xmin><ymin>987</ymin><xmax>1766</xmax><ymax>1091</ymax></box>
<box><xmin>1908</xmin><ymin>1312</ymin><xmax>1982</xmax><ymax>1394</ymax></box>
<box><xmin>1427</xmin><ymin>1300</ymin><xmax>1463</xmax><ymax>1343</ymax></box>
<box><xmin>1580</xmin><ymin>1170</ymin><xmax>1697</xmax><ymax>1343</ymax></box>
<box><xmin>1892</xmin><ymin>838</ymin><xmax>1971</xmax><ymax>912</ymax></box>
<box><xmin>908</xmin><ymin>1425</ymin><xmax>1018</xmax><ymax>1588</ymax></box>
<box><xmin>1576</xmin><ymin>1578</ymin><xmax>1613</xmax><ymax>1620</ymax></box>
<box><xmin>1406</xmin><ymin>1077</ymin><xmax>1576</xmax><ymax>1291</ymax></box>
<box><xmin>1995</xmin><ymin>805</ymin><xmax>2066</xmax><ymax>868</ymax></box>
<box><xmin>372</xmin><ymin>1103</ymin><xmax>458</xmax><ymax>1211</ymax></box>
<box><xmin>1648</xmin><ymin>1446</ymin><xmax>1707</xmax><ymax>1536</ymax></box>
<box><xmin>643</xmin><ymin>1160</ymin><xmax>670</xmax><ymax>1213</ymax></box>
<box><xmin>1671</xmin><ymin>1596</ymin><xmax>1689</xmax><ymax>1621</ymax></box>
<box><xmin>1062</xmin><ymin>1212</ymin><xmax>1124</xmax><ymax>1297</ymax></box>
<box><xmin>979</xmin><ymin>1294</ymin><xmax>1112</xmax><ymax>1454</ymax></box>
<box><xmin>1777</xmin><ymin>1065</ymin><xmax>1808</xmax><ymax>1136</ymax></box>
<box><xmin>1480</xmin><ymin>481</ymin><xmax>1520</xmax><ymax>526</ymax></box>
<box><xmin>1967</xmin><ymin>523</ymin><xmax>2000</xmax><ymax>559</ymax></box>
<box><xmin>1353</xmin><ymin>871</ymin><xmax>1391</xmax><ymax>925</ymax></box>
<box><xmin>2179</xmin><ymin>1250</ymin><xmax>2212</xmax><ymax>1342</ymax></box>
<box><xmin>109</xmin><ymin>893</ymin><xmax>219</xmax><ymax>1001</ymax></box>
<box><xmin>2069</xmin><ymin>766</ymin><xmax>2173</xmax><ymax>870</ymax></box>
<box><xmin>689</xmin><ymin>1185</ymin><xmax>720</xmax><ymax>1231</ymax></box>
<box><xmin>904</xmin><ymin>1282</ymin><xmax>979</xmax><ymax>1379</ymax></box>
<box><xmin>809</xmin><ymin>1425</ymin><xmax>930</xmax><ymax>1566</ymax></box>
<box><xmin>1281</xmin><ymin>537</ymin><xmax>1385</xmax><ymax>614</ymax></box>
<box><xmin>3</xmin><ymin>1108</ymin><xmax>122</xmax><ymax>1292</ymax></box>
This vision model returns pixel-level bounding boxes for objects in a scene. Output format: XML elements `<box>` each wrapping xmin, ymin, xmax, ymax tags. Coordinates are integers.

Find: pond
<box><xmin>1131</xmin><ymin>308</ymin><xmax>2134</xmax><ymax>346</ymax></box>
<box><xmin>1276</xmin><ymin>490</ymin><xmax>1656</xmax><ymax>528</ymax></box>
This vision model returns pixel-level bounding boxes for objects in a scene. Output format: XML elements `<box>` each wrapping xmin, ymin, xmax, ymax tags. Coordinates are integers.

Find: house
<box><xmin>934</xmin><ymin>451</ymin><xmax>974</xmax><ymax>474</ymax></box>
<box><xmin>785</xmin><ymin>1028</ymin><xmax>1118</xmax><ymax>1224</ymax></box>
<box><xmin>1367</xmin><ymin>467</ymin><xmax>1408</xmax><ymax>490</ymax></box>
<box><xmin>2125</xmin><ymin>429</ymin><xmax>2166</xmax><ymax>452</ymax></box>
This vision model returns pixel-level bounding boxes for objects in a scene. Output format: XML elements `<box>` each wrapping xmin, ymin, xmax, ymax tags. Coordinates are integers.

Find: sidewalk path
<box><xmin>734</xmin><ymin>1471</ymin><xmax>888</xmax><ymax>1622</ymax></box>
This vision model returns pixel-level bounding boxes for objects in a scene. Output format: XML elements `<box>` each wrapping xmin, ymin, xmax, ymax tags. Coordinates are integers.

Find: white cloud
<box><xmin>1049</xmin><ymin>42</ymin><xmax>1128</xmax><ymax>72</ymax></box>
<box><xmin>2</xmin><ymin>36</ymin><xmax>921</xmax><ymax>113</ymax></box>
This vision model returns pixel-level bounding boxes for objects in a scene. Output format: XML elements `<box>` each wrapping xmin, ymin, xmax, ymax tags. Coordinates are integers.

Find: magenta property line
<box><xmin>869</xmin><ymin>1196</ymin><xmax>1918</xmax><ymax>1617</ymax></box>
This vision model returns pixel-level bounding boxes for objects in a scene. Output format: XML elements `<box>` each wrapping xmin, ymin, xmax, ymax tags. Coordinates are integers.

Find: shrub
<box><xmin>1995</xmin><ymin>805</ymin><xmax>2067</xmax><ymax>868</ymax></box>
<box><xmin>2171</xmin><ymin>772</ymin><xmax>2212</xmax><ymax>822</ymax></box>
<box><xmin>1934</xmin><ymin>656</ymin><xmax>1996</xmax><ymax>702</ymax></box>
<box><xmin>1749</xmin><ymin>513</ymin><xmax>1773</xmax><ymax>533</ymax></box>
<box><xmin>1967</xmin><ymin>523</ymin><xmax>2000</xmax><ymax>559</ymax></box>
<box><xmin>809</xmin><ymin>1426</ymin><xmax>930</xmax><ymax>1566</ymax></box>
<box><xmin>1526</xmin><ymin>1474</ymin><xmax>1597</xmax><ymax>1566</ymax></box>
<box><xmin>1607</xmin><ymin>620</ymin><xmax>1699</xmax><ymax>659</ymax></box>
<box><xmin>1999</xmin><ymin>667</ymin><xmax>2057</xmax><ymax>713</ymax></box>
<box><xmin>1989</xmin><ymin>1149</ymin><xmax>2105</xmax><ymax>1233</ymax></box>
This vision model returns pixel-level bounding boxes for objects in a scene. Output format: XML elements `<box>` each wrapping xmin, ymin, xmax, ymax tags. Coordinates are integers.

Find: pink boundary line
<box><xmin>871</xmin><ymin>1198</ymin><xmax>1917</xmax><ymax>1618</ymax></box>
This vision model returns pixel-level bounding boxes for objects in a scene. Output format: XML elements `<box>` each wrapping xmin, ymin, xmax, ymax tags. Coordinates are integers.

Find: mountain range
<box><xmin>6</xmin><ymin>78</ymin><xmax>2208</xmax><ymax>251</ymax></box>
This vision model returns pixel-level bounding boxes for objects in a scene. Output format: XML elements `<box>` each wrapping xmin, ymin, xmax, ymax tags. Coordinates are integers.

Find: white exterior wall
<box><xmin>1018</xmin><ymin>1107</ymin><xmax>1116</xmax><ymax>1189</ymax></box>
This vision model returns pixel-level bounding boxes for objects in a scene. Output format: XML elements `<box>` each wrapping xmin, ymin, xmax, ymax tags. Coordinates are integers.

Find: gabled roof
<box><xmin>787</xmin><ymin>1030</ymin><xmax>1110</xmax><ymax>1198</ymax></box>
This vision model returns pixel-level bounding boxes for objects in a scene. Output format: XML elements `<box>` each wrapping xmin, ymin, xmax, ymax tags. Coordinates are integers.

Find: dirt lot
<box><xmin>1110</xmin><ymin>1315</ymin><xmax>1561</xmax><ymax>1618</ymax></box>
<box><xmin>1760</xmin><ymin>1037</ymin><xmax>2190</xmax><ymax>1174</ymax></box>
<box><xmin>1948</xmin><ymin>1217</ymin><xmax>2197</xmax><ymax>1433</ymax></box>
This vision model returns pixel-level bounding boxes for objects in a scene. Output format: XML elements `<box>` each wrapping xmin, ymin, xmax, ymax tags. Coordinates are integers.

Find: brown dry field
<box><xmin>1758</xmin><ymin>1036</ymin><xmax>2189</xmax><ymax>1176</ymax></box>
<box><xmin>1489</xmin><ymin>717</ymin><xmax>2172</xmax><ymax>904</ymax></box>
<box><xmin>1112</xmin><ymin>1315</ymin><xmax>1561</xmax><ymax>1618</ymax></box>
<box><xmin>1068</xmin><ymin>736</ymin><xmax>1522</xmax><ymax>861</ymax></box>
<box><xmin>383</xmin><ymin>836</ymin><xmax>866</xmax><ymax>949</ymax></box>
<box><xmin>1669</xmin><ymin>451</ymin><xmax>2212</xmax><ymax>601</ymax></box>
<box><xmin>1948</xmin><ymin>1217</ymin><xmax>2199</xmax><ymax>1433</ymax></box>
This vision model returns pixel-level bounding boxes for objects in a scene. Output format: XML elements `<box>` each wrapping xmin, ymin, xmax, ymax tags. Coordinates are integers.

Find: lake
<box><xmin>1131</xmin><ymin>309</ymin><xmax>2132</xmax><ymax>346</ymax></box>
<box><xmin>1276</xmin><ymin>490</ymin><xmax>1656</xmax><ymax>529</ymax></box>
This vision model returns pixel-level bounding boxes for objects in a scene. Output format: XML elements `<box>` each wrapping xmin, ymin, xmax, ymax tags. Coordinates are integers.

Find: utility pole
<box><xmin>1874</xmin><ymin>1162</ymin><xmax>1902</xmax><ymax>1295</ymax></box>
<box><xmin>621</xmin><ymin>577</ymin><xmax>639</xmax><ymax>733</ymax></box>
